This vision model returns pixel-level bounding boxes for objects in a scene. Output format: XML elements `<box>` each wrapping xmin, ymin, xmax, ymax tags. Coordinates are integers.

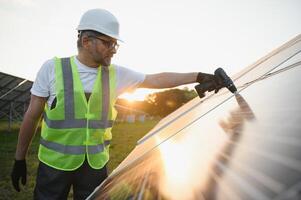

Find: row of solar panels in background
<box><xmin>0</xmin><ymin>72</ymin><xmax>32</xmax><ymax>120</ymax></box>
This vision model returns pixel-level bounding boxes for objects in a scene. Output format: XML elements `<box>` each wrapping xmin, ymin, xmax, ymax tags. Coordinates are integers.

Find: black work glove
<box><xmin>11</xmin><ymin>159</ymin><xmax>27</xmax><ymax>192</ymax></box>
<box><xmin>196</xmin><ymin>72</ymin><xmax>224</xmax><ymax>93</ymax></box>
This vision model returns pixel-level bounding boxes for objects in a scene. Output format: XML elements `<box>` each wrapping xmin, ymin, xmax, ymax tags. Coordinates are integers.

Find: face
<box><xmin>86</xmin><ymin>35</ymin><xmax>119</xmax><ymax>67</ymax></box>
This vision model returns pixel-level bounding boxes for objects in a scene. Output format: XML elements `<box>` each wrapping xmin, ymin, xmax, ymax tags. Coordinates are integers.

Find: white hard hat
<box><xmin>77</xmin><ymin>9</ymin><xmax>122</xmax><ymax>41</ymax></box>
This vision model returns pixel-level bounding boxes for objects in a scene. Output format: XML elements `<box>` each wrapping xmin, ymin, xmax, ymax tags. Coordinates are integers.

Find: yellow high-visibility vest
<box><xmin>38</xmin><ymin>56</ymin><xmax>117</xmax><ymax>170</ymax></box>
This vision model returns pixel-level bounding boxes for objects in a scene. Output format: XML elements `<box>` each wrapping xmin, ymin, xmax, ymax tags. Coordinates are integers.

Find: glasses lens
<box><xmin>90</xmin><ymin>36</ymin><xmax>119</xmax><ymax>50</ymax></box>
<box><xmin>111</xmin><ymin>43</ymin><xmax>119</xmax><ymax>50</ymax></box>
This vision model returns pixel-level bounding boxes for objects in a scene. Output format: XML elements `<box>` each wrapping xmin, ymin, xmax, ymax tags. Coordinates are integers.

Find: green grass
<box><xmin>0</xmin><ymin>120</ymin><xmax>158</xmax><ymax>200</ymax></box>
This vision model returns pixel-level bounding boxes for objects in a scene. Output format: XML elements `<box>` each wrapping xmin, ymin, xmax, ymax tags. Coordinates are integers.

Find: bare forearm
<box><xmin>15</xmin><ymin>111</ymin><xmax>41</xmax><ymax>160</ymax></box>
<box><xmin>140</xmin><ymin>72</ymin><xmax>198</xmax><ymax>89</ymax></box>
<box><xmin>15</xmin><ymin>95</ymin><xmax>45</xmax><ymax>160</ymax></box>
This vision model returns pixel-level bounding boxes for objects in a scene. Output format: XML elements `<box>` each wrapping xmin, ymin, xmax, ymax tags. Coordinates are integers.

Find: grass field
<box><xmin>0</xmin><ymin>120</ymin><xmax>158</xmax><ymax>200</ymax></box>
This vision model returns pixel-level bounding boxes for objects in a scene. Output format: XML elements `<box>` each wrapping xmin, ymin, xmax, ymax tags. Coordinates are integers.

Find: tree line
<box><xmin>116</xmin><ymin>88</ymin><xmax>197</xmax><ymax>117</ymax></box>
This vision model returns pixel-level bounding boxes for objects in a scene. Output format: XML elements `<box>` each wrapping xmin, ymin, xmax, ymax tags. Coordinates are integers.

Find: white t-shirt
<box><xmin>31</xmin><ymin>56</ymin><xmax>145</xmax><ymax>107</ymax></box>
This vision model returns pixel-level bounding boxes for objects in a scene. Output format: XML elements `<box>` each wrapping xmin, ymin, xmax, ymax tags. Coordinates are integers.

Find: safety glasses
<box><xmin>89</xmin><ymin>36</ymin><xmax>119</xmax><ymax>51</ymax></box>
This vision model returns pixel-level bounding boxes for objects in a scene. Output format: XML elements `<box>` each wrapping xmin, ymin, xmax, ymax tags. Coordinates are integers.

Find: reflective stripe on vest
<box><xmin>40</xmin><ymin>138</ymin><xmax>111</xmax><ymax>155</ymax></box>
<box><xmin>43</xmin><ymin>57</ymin><xmax>113</xmax><ymax>129</ymax></box>
<box><xmin>43</xmin><ymin>113</ymin><xmax>114</xmax><ymax>129</ymax></box>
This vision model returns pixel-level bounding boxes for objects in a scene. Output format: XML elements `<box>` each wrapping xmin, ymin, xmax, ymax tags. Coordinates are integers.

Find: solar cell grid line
<box><xmin>230</xmin><ymin>40</ymin><xmax>301</xmax><ymax>93</ymax></box>
<box><xmin>268</xmin><ymin>51</ymin><xmax>301</xmax><ymax>73</ymax></box>
<box><xmin>237</xmin><ymin>58</ymin><xmax>301</xmax><ymax>89</ymax></box>
<box><xmin>231</xmin><ymin>34</ymin><xmax>301</xmax><ymax>82</ymax></box>
<box><xmin>212</xmin><ymin>54</ymin><xmax>301</xmax><ymax>100</ymax></box>
<box><xmin>219</xmin><ymin>152</ymin><xmax>285</xmax><ymax>194</ymax></box>
<box><xmin>232</xmin><ymin>50</ymin><xmax>301</xmax><ymax>93</ymax></box>
<box><xmin>227</xmin><ymin>139</ymin><xmax>301</xmax><ymax>173</ymax></box>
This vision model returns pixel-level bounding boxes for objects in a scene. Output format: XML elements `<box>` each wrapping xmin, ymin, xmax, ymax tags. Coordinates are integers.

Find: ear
<box><xmin>81</xmin><ymin>35</ymin><xmax>91</xmax><ymax>49</ymax></box>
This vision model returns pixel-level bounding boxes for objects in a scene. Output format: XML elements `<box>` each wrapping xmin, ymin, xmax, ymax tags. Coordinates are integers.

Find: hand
<box><xmin>196</xmin><ymin>72</ymin><xmax>224</xmax><ymax>93</ymax></box>
<box><xmin>11</xmin><ymin>159</ymin><xmax>27</xmax><ymax>192</ymax></box>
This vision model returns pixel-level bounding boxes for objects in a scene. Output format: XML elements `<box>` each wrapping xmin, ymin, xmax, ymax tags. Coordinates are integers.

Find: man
<box><xmin>11</xmin><ymin>8</ymin><xmax>224</xmax><ymax>199</ymax></box>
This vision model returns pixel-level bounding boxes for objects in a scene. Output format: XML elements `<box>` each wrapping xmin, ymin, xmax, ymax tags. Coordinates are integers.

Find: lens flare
<box><xmin>158</xmin><ymin>128</ymin><xmax>227</xmax><ymax>200</ymax></box>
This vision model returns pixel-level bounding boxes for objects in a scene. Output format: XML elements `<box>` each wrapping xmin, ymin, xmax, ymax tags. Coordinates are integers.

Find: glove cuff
<box><xmin>15</xmin><ymin>159</ymin><xmax>26</xmax><ymax>163</ymax></box>
<box><xmin>196</xmin><ymin>72</ymin><xmax>213</xmax><ymax>83</ymax></box>
<box><xmin>14</xmin><ymin>159</ymin><xmax>26</xmax><ymax>169</ymax></box>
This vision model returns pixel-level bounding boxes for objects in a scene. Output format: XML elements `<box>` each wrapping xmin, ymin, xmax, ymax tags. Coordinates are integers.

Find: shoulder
<box><xmin>43</xmin><ymin>58</ymin><xmax>55</xmax><ymax>68</ymax></box>
<box><xmin>113</xmin><ymin>64</ymin><xmax>145</xmax><ymax>78</ymax></box>
<box><xmin>31</xmin><ymin>58</ymin><xmax>56</xmax><ymax>98</ymax></box>
<box><xmin>112</xmin><ymin>64</ymin><xmax>128</xmax><ymax>72</ymax></box>
<box><xmin>38</xmin><ymin>58</ymin><xmax>55</xmax><ymax>76</ymax></box>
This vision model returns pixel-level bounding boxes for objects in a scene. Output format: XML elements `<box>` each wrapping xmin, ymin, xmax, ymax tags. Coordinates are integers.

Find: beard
<box><xmin>102</xmin><ymin>56</ymin><xmax>112</xmax><ymax>67</ymax></box>
<box><xmin>91</xmin><ymin>52</ymin><xmax>111</xmax><ymax>67</ymax></box>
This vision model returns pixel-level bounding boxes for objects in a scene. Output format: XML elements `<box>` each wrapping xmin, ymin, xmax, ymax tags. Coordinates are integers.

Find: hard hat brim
<box><xmin>76</xmin><ymin>27</ymin><xmax>123</xmax><ymax>42</ymax></box>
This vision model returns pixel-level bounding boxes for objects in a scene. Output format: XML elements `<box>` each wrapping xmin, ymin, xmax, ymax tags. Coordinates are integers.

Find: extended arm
<box><xmin>139</xmin><ymin>72</ymin><xmax>199</xmax><ymax>89</ymax></box>
<box><xmin>15</xmin><ymin>95</ymin><xmax>46</xmax><ymax>160</ymax></box>
<box><xmin>11</xmin><ymin>95</ymin><xmax>46</xmax><ymax>192</ymax></box>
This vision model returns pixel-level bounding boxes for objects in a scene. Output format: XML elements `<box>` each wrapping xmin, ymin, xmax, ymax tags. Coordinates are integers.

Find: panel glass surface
<box><xmin>139</xmin><ymin>35</ymin><xmax>301</xmax><ymax>149</ymax></box>
<box><xmin>87</xmin><ymin>35</ymin><xmax>301</xmax><ymax>200</ymax></box>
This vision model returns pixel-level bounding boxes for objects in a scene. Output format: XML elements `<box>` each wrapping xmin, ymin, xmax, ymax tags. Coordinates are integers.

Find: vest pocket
<box><xmin>50</xmin><ymin>97</ymin><xmax>57</xmax><ymax>110</ymax></box>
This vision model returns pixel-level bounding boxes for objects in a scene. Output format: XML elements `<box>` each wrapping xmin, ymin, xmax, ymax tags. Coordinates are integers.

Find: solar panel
<box><xmin>87</xmin><ymin>34</ymin><xmax>301</xmax><ymax>200</ymax></box>
<box><xmin>0</xmin><ymin>72</ymin><xmax>32</xmax><ymax>121</ymax></box>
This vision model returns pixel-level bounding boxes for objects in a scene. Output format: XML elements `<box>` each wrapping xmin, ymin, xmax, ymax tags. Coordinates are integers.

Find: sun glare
<box><xmin>158</xmin><ymin>128</ymin><xmax>227</xmax><ymax>200</ymax></box>
<box><xmin>121</xmin><ymin>94</ymin><xmax>136</xmax><ymax>102</ymax></box>
<box><xmin>119</xmin><ymin>89</ymin><xmax>150</xmax><ymax>101</ymax></box>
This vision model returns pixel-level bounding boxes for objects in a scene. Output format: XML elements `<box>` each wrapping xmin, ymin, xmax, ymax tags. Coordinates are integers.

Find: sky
<box><xmin>1</xmin><ymin>0</ymin><xmax>301</xmax><ymax>100</ymax></box>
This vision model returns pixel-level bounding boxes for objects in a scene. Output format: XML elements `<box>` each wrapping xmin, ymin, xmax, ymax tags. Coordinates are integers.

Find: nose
<box><xmin>110</xmin><ymin>47</ymin><xmax>117</xmax><ymax>54</ymax></box>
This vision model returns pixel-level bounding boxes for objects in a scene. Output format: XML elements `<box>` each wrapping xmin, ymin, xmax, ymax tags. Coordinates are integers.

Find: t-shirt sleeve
<box><xmin>115</xmin><ymin>65</ymin><xmax>145</xmax><ymax>97</ymax></box>
<box><xmin>30</xmin><ymin>59</ymin><xmax>54</xmax><ymax>98</ymax></box>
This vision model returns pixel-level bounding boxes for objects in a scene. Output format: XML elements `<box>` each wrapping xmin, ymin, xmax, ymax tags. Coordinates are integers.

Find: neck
<box><xmin>77</xmin><ymin>52</ymin><xmax>99</xmax><ymax>68</ymax></box>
